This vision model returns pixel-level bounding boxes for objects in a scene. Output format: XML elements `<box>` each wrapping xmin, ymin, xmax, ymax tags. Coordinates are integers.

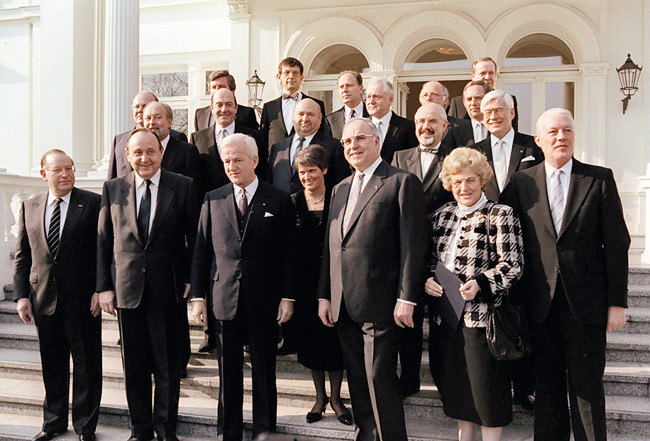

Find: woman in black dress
<box><xmin>292</xmin><ymin>145</ymin><xmax>352</xmax><ymax>426</ymax></box>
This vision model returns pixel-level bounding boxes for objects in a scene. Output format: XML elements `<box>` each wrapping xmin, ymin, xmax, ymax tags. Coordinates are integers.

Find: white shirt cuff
<box><xmin>397</xmin><ymin>299</ymin><xmax>417</xmax><ymax>306</ymax></box>
<box><xmin>281</xmin><ymin>298</ymin><xmax>295</xmax><ymax>302</ymax></box>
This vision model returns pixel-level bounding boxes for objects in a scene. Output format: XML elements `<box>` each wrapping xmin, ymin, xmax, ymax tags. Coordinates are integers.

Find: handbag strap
<box><xmin>483</xmin><ymin>204</ymin><xmax>510</xmax><ymax>307</ymax></box>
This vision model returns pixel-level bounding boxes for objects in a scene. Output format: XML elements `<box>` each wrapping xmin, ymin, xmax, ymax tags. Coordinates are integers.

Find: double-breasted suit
<box><xmin>97</xmin><ymin>170</ymin><xmax>199</xmax><ymax>439</ymax></box>
<box><xmin>318</xmin><ymin>160</ymin><xmax>429</xmax><ymax>441</ymax></box>
<box><xmin>190</xmin><ymin>180</ymin><xmax>295</xmax><ymax>441</ymax></box>
<box><xmin>501</xmin><ymin>160</ymin><xmax>630</xmax><ymax>441</ymax></box>
<box><xmin>14</xmin><ymin>188</ymin><xmax>102</xmax><ymax>436</ymax></box>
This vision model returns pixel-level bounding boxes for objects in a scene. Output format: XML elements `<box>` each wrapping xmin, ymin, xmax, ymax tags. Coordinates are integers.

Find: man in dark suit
<box><xmin>366</xmin><ymin>78</ymin><xmax>418</xmax><ymax>163</ymax></box>
<box><xmin>469</xmin><ymin>89</ymin><xmax>543</xmax><ymax>202</ymax></box>
<box><xmin>107</xmin><ymin>91</ymin><xmax>188</xmax><ymax>180</ymax></box>
<box><xmin>318</xmin><ymin>118</ymin><xmax>429</xmax><ymax>441</ymax></box>
<box><xmin>98</xmin><ymin>129</ymin><xmax>199</xmax><ymax>441</ymax></box>
<box><xmin>500</xmin><ymin>108</ymin><xmax>629</xmax><ymax>441</ymax></box>
<box><xmin>143</xmin><ymin>100</ymin><xmax>200</xmax><ymax>376</ymax></box>
<box><xmin>418</xmin><ymin>81</ymin><xmax>470</xmax><ymax>132</ymax></box>
<box><xmin>14</xmin><ymin>150</ymin><xmax>102</xmax><ymax>441</ymax></box>
<box><xmin>259</xmin><ymin>57</ymin><xmax>330</xmax><ymax>155</ymax></box>
<box><xmin>445</xmin><ymin>81</ymin><xmax>491</xmax><ymax>149</ymax></box>
<box><xmin>448</xmin><ymin>57</ymin><xmax>519</xmax><ymax>131</ymax></box>
<box><xmin>190</xmin><ymin>134</ymin><xmax>295</xmax><ymax>441</ymax></box>
<box><xmin>193</xmin><ymin>70</ymin><xmax>258</xmax><ymax>132</ymax></box>
<box><xmin>190</xmin><ymin>88</ymin><xmax>263</xmax><ymax>197</ymax></box>
<box><xmin>269</xmin><ymin>98</ymin><xmax>348</xmax><ymax>195</ymax></box>
<box><xmin>391</xmin><ymin>103</ymin><xmax>454</xmax><ymax>397</ymax></box>
<box><xmin>326</xmin><ymin>71</ymin><xmax>369</xmax><ymax>140</ymax></box>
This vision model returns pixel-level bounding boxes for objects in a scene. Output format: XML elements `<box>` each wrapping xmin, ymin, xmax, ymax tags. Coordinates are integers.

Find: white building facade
<box><xmin>0</xmin><ymin>0</ymin><xmax>649</xmax><ymax>290</ymax></box>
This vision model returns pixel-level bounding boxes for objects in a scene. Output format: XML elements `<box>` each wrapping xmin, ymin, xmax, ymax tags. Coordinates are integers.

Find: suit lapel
<box><xmin>405</xmin><ymin>148</ymin><xmax>423</xmax><ymax>180</ymax></box>
<box><xmin>147</xmin><ymin>170</ymin><xmax>174</xmax><ymax>246</ymax></box>
<box><xmin>34</xmin><ymin>194</ymin><xmax>51</xmax><ymax>257</ymax></box>
<box><xmin>558</xmin><ymin>160</ymin><xmax>593</xmax><ymax>238</ymax></box>
<box><xmin>122</xmin><ymin>173</ymin><xmax>144</xmax><ymax>247</ymax></box>
<box><xmin>220</xmin><ymin>184</ymin><xmax>240</xmax><ymax>236</ymax></box>
<box><xmin>242</xmin><ymin>183</ymin><xmax>267</xmax><ymax>241</ymax></box>
<box><xmin>58</xmin><ymin>189</ymin><xmax>85</xmax><ymax>251</ymax></box>
<box><xmin>342</xmin><ymin>163</ymin><xmax>387</xmax><ymax>240</ymax></box>
<box><xmin>422</xmin><ymin>156</ymin><xmax>441</xmax><ymax>192</ymax></box>
<box><xmin>162</xmin><ymin>137</ymin><xmax>179</xmax><ymax>170</ymax></box>
<box><xmin>383</xmin><ymin>113</ymin><xmax>399</xmax><ymax>151</ymax></box>
<box><xmin>528</xmin><ymin>164</ymin><xmax>557</xmax><ymax>239</ymax></box>
<box><xmin>482</xmin><ymin>137</ymin><xmax>501</xmax><ymax>198</ymax></box>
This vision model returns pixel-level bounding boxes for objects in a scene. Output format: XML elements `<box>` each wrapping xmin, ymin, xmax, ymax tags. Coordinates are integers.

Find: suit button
<box><xmin>340</xmin><ymin>246</ymin><xmax>346</xmax><ymax>251</ymax></box>
<box><xmin>142</xmin><ymin>268</ymin><xmax>146</xmax><ymax>273</ymax></box>
<box><xmin>554</xmin><ymin>266</ymin><xmax>560</xmax><ymax>273</ymax></box>
<box><xmin>236</xmin><ymin>275</ymin><xmax>241</xmax><ymax>281</ymax></box>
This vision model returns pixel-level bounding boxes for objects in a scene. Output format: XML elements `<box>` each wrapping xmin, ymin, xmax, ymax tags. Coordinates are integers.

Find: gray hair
<box><xmin>368</xmin><ymin>77</ymin><xmax>394</xmax><ymax>98</ymax></box>
<box><xmin>221</xmin><ymin>133</ymin><xmax>258</xmax><ymax>159</ymax></box>
<box><xmin>480</xmin><ymin>89</ymin><xmax>514</xmax><ymax>113</ymax></box>
<box><xmin>536</xmin><ymin>108</ymin><xmax>575</xmax><ymax>135</ymax></box>
<box><xmin>343</xmin><ymin>117</ymin><xmax>381</xmax><ymax>141</ymax></box>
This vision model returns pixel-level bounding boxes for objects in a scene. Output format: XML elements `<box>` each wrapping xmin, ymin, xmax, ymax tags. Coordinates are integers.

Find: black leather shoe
<box><xmin>79</xmin><ymin>434</ymin><xmax>96</xmax><ymax>441</ymax></box>
<box><xmin>306</xmin><ymin>398</ymin><xmax>328</xmax><ymax>423</ymax></box>
<box><xmin>33</xmin><ymin>430</ymin><xmax>67</xmax><ymax>441</ymax></box>
<box><xmin>128</xmin><ymin>436</ymin><xmax>152</xmax><ymax>441</ymax></box>
<box><xmin>197</xmin><ymin>342</ymin><xmax>215</xmax><ymax>353</ymax></box>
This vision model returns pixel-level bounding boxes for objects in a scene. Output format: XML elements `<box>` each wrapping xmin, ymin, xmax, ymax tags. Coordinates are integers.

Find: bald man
<box><xmin>419</xmin><ymin>81</ymin><xmax>471</xmax><ymax>132</ymax></box>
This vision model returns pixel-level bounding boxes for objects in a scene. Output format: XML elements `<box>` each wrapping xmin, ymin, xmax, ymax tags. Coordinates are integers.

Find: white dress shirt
<box><xmin>290</xmin><ymin>132</ymin><xmax>315</xmax><ymax>165</ymax></box>
<box><xmin>545</xmin><ymin>159</ymin><xmax>573</xmax><ymax>214</ymax></box>
<box><xmin>346</xmin><ymin>102</ymin><xmax>364</xmax><ymax>122</ymax></box>
<box><xmin>420</xmin><ymin>141</ymin><xmax>441</xmax><ymax>177</ymax></box>
<box><xmin>44</xmin><ymin>191</ymin><xmax>71</xmax><ymax>240</ymax></box>
<box><xmin>233</xmin><ymin>176</ymin><xmax>259</xmax><ymax>207</ymax></box>
<box><xmin>135</xmin><ymin>168</ymin><xmax>161</xmax><ymax>234</ymax></box>
<box><xmin>214</xmin><ymin>121</ymin><xmax>236</xmax><ymax>155</ymax></box>
<box><xmin>372</xmin><ymin>111</ymin><xmax>392</xmax><ymax>149</ymax></box>
<box><xmin>282</xmin><ymin>91</ymin><xmax>303</xmax><ymax>134</ymax></box>
<box><xmin>471</xmin><ymin>119</ymin><xmax>487</xmax><ymax>142</ymax></box>
<box><xmin>491</xmin><ymin>128</ymin><xmax>515</xmax><ymax>191</ymax></box>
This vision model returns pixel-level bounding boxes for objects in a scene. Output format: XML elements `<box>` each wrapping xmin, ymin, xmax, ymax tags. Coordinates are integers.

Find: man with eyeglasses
<box><xmin>108</xmin><ymin>91</ymin><xmax>188</xmax><ymax>180</ymax></box>
<box><xmin>418</xmin><ymin>81</ymin><xmax>471</xmax><ymax>132</ymax></box>
<box><xmin>318</xmin><ymin>118</ymin><xmax>428</xmax><ymax>441</ymax></box>
<box><xmin>469</xmin><ymin>89</ymin><xmax>543</xmax><ymax>202</ymax></box>
<box><xmin>14</xmin><ymin>150</ymin><xmax>102</xmax><ymax>441</ymax></box>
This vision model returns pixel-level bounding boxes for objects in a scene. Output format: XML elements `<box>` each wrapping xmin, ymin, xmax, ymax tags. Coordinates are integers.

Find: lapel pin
<box><xmin>374</xmin><ymin>185</ymin><xmax>378</xmax><ymax>189</ymax></box>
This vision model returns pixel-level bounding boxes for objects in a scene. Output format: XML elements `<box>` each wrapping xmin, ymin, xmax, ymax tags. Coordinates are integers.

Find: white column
<box><xmin>95</xmin><ymin>0</ymin><xmax>139</xmax><ymax>174</ymax></box>
<box><xmin>228</xmin><ymin>1</ymin><xmax>251</xmax><ymax>107</ymax></box>
<box><xmin>640</xmin><ymin>166</ymin><xmax>650</xmax><ymax>264</ymax></box>
<box><xmin>577</xmin><ymin>63</ymin><xmax>609</xmax><ymax>165</ymax></box>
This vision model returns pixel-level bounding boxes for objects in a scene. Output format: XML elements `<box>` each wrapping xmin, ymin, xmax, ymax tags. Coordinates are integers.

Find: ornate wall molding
<box><xmin>228</xmin><ymin>0</ymin><xmax>249</xmax><ymax>18</ymax></box>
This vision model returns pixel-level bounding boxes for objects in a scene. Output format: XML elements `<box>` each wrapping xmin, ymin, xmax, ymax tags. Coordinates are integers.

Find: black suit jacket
<box><xmin>448</xmin><ymin>94</ymin><xmax>519</xmax><ymax>131</ymax></box>
<box><xmin>194</xmin><ymin>104</ymin><xmax>259</xmax><ymax>132</ymax></box>
<box><xmin>318</xmin><ymin>160</ymin><xmax>429</xmax><ymax>324</ymax></box>
<box><xmin>326</xmin><ymin>104</ymin><xmax>369</xmax><ymax>140</ymax></box>
<box><xmin>391</xmin><ymin>144</ymin><xmax>454</xmax><ymax>214</ymax></box>
<box><xmin>267</xmin><ymin>132</ymin><xmax>350</xmax><ymax>194</ymax></box>
<box><xmin>14</xmin><ymin>188</ymin><xmax>100</xmax><ymax>316</ymax></box>
<box><xmin>97</xmin><ymin>170</ymin><xmax>199</xmax><ymax>308</ymax></box>
<box><xmin>260</xmin><ymin>94</ymin><xmax>331</xmax><ymax>156</ymax></box>
<box><xmin>190</xmin><ymin>180</ymin><xmax>295</xmax><ymax>321</ymax></box>
<box><xmin>380</xmin><ymin>112</ymin><xmax>419</xmax><ymax>163</ymax></box>
<box><xmin>162</xmin><ymin>136</ymin><xmax>200</xmax><ymax>181</ymax></box>
<box><xmin>445</xmin><ymin>119</ymin><xmax>476</xmax><ymax>148</ymax></box>
<box><xmin>190</xmin><ymin>123</ymin><xmax>264</xmax><ymax>196</ymax></box>
<box><xmin>500</xmin><ymin>160</ymin><xmax>630</xmax><ymax>325</ymax></box>
<box><xmin>107</xmin><ymin>128</ymin><xmax>188</xmax><ymax>179</ymax></box>
<box><xmin>470</xmin><ymin>131</ymin><xmax>544</xmax><ymax>201</ymax></box>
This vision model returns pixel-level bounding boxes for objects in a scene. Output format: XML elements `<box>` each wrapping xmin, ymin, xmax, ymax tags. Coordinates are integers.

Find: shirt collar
<box><xmin>471</xmin><ymin>118</ymin><xmax>483</xmax><ymax>129</ymax></box>
<box><xmin>490</xmin><ymin>128</ymin><xmax>515</xmax><ymax>146</ymax></box>
<box><xmin>160</xmin><ymin>134</ymin><xmax>170</xmax><ymax>150</ymax></box>
<box><xmin>294</xmin><ymin>132</ymin><xmax>316</xmax><ymax>144</ymax></box>
<box><xmin>135</xmin><ymin>168</ymin><xmax>162</xmax><ymax>188</ymax></box>
<box><xmin>357</xmin><ymin>156</ymin><xmax>383</xmax><ymax>177</ymax></box>
<box><xmin>234</xmin><ymin>176</ymin><xmax>259</xmax><ymax>198</ymax></box>
<box><xmin>47</xmin><ymin>191</ymin><xmax>72</xmax><ymax>207</ymax></box>
<box><xmin>214</xmin><ymin>121</ymin><xmax>236</xmax><ymax>135</ymax></box>
<box><xmin>545</xmin><ymin>158</ymin><xmax>573</xmax><ymax>178</ymax></box>
<box><xmin>346</xmin><ymin>102</ymin><xmax>364</xmax><ymax>119</ymax></box>
<box><xmin>457</xmin><ymin>192</ymin><xmax>488</xmax><ymax>216</ymax></box>
<box><xmin>372</xmin><ymin>111</ymin><xmax>392</xmax><ymax>128</ymax></box>
<box><xmin>420</xmin><ymin>141</ymin><xmax>442</xmax><ymax>153</ymax></box>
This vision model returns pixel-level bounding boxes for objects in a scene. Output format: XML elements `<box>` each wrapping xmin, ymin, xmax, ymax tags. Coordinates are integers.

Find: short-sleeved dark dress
<box><xmin>291</xmin><ymin>189</ymin><xmax>345</xmax><ymax>371</ymax></box>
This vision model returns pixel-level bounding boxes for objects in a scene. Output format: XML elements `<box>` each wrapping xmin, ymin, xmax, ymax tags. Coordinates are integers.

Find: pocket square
<box><xmin>264</xmin><ymin>212</ymin><xmax>274</xmax><ymax>217</ymax></box>
<box><xmin>521</xmin><ymin>155</ymin><xmax>536</xmax><ymax>162</ymax></box>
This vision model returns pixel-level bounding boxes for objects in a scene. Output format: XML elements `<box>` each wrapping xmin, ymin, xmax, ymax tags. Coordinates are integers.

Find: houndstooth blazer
<box><xmin>429</xmin><ymin>200</ymin><xmax>524</xmax><ymax>327</ymax></box>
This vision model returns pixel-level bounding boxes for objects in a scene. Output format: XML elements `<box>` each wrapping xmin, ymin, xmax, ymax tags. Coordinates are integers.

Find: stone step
<box><xmin>629</xmin><ymin>267</ymin><xmax>650</xmax><ymax>286</ymax></box>
<box><xmin>607</xmin><ymin>333</ymin><xmax>650</xmax><ymax>363</ymax></box>
<box><xmin>621</xmin><ymin>307</ymin><xmax>650</xmax><ymax>334</ymax></box>
<box><xmin>629</xmin><ymin>285</ymin><xmax>650</xmax><ymax>308</ymax></box>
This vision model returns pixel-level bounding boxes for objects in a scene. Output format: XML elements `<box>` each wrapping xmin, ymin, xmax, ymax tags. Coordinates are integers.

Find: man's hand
<box><xmin>183</xmin><ymin>283</ymin><xmax>191</xmax><ymax>300</ymax></box>
<box><xmin>394</xmin><ymin>301</ymin><xmax>414</xmax><ymax>328</ymax></box>
<box><xmin>318</xmin><ymin>299</ymin><xmax>334</xmax><ymax>328</ymax></box>
<box><xmin>90</xmin><ymin>293</ymin><xmax>101</xmax><ymax>317</ymax></box>
<box><xmin>277</xmin><ymin>300</ymin><xmax>294</xmax><ymax>324</ymax></box>
<box><xmin>459</xmin><ymin>279</ymin><xmax>479</xmax><ymax>301</ymax></box>
<box><xmin>424</xmin><ymin>277</ymin><xmax>443</xmax><ymax>297</ymax></box>
<box><xmin>98</xmin><ymin>290</ymin><xmax>116</xmax><ymax>316</ymax></box>
<box><xmin>192</xmin><ymin>300</ymin><xmax>207</xmax><ymax>326</ymax></box>
<box><xmin>606</xmin><ymin>306</ymin><xmax>626</xmax><ymax>332</ymax></box>
<box><xmin>16</xmin><ymin>298</ymin><xmax>33</xmax><ymax>324</ymax></box>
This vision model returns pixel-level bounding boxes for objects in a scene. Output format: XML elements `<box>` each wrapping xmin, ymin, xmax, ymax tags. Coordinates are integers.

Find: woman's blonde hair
<box><xmin>441</xmin><ymin>147</ymin><xmax>493</xmax><ymax>191</ymax></box>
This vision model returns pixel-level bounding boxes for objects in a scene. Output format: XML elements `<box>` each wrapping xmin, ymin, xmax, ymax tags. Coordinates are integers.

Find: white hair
<box><xmin>536</xmin><ymin>108</ymin><xmax>575</xmax><ymax>134</ymax></box>
<box><xmin>480</xmin><ymin>89</ymin><xmax>514</xmax><ymax>113</ymax></box>
<box><xmin>220</xmin><ymin>133</ymin><xmax>258</xmax><ymax>159</ymax></box>
<box><xmin>343</xmin><ymin>117</ymin><xmax>381</xmax><ymax>141</ymax></box>
<box><xmin>368</xmin><ymin>77</ymin><xmax>394</xmax><ymax>98</ymax></box>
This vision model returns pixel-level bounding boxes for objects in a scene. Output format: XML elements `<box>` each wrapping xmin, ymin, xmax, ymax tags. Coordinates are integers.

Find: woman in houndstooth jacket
<box><xmin>424</xmin><ymin>147</ymin><xmax>524</xmax><ymax>441</ymax></box>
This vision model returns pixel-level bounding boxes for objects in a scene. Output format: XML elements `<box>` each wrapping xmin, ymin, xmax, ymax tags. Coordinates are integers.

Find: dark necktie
<box><xmin>137</xmin><ymin>180</ymin><xmax>152</xmax><ymax>243</ymax></box>
<box><xmin>47</xmin><ymin>198</ymin><xmax>62</xmax><ymax>255</ymax></box>
<box><xmin>292</xmin><ymin>137</ymin><xmax>306</xmax><ymax>172</ymax></box>
<box><xmin>350</xmin><ymin>109</ymin><xmax>356</xmax><ymax>119</ymax></box>
<box><xmin>238</xmin><ymin>188</ymin><xmax>248</xmax><ymax>216</ymax></box>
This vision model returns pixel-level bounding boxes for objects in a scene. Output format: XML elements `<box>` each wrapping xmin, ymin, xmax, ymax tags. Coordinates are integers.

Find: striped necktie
<box><xmin>549</xmin><ymin>169</ymin><xmax>565</xmax><ymax>234</ymax></box>
<box><xmin>47</xmin><ymin>198</ymin><xmax>62</xmax><ymax>255</ymax></box>
<box><xmin>343</xmin><ymin>173</ymin><xmax>364</xmax><ymax>233</ymax></box>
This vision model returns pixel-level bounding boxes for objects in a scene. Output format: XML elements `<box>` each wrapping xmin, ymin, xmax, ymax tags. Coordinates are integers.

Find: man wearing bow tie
<box><xmin>259</xmin><ymin>57</ymin><xmax>330</xmax><ymax>156</ymax></box>
<box><xmin>191</xmin><ymin>134</ymin><xmax>295</xmax><ymax>441</ymax></box>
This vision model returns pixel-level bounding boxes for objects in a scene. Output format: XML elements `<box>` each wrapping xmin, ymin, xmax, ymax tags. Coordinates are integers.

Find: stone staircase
<box><xmin>0</xmin><ymin>268</ymin><xmax>648</xmax><ymax>440</ymax></box>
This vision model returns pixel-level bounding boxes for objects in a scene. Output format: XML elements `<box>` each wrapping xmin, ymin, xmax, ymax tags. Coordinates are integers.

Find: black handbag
<box><xmin>485</xmin><ymin>300</ymin><xmax>532</xmax><ymax>361</ymax></box>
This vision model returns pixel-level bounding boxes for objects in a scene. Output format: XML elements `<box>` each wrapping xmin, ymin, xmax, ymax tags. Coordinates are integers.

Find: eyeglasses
<box><xmin>341</xmin><ymin>133</ymin><xmax>374</xmax><ymax>147</ymax></box>
<box><xmin>450</xmin><ymin>176</ymin><xmax>480</xmax><ymax>189</ymax></box>
<box><xmin>483</xmin><ymin>107</ymin><xmax>508</xmax><ymax>117</ymax></box>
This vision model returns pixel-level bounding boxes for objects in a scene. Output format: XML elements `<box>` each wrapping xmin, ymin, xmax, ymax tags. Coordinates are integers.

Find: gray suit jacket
<box><xmin>318</xmin><ymin>160</ymin><xmax>429</xmax><ymax>324</ymax></box>
<box><xmin>14</xmin><ymin>188</ymin><xmax>100</xmax><ymax>316</ymax></box>
<box><xmin>97</xmin><ymin>170</ymin><xmax>199</xmax><ymax>308</ymax></box>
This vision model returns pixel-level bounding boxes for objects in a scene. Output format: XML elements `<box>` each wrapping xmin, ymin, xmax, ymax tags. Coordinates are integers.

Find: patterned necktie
<box><xmin>47</xmin><ymin>198</ymin><xmax>62</xmax><ymax>255</ymax></box>
<box><xmin>238</xmin><ymin>188</ymin><xmax>248</xmax><ymax>216</ymax></box>
<box><xmin>494</xmin><ymin>140</ymin><xmax>508</xmax><ymax>191</ymax></box>
<box><xmin>343</xmin><ymin>173</ymin><xmax>364</xmax><ymax>233</ymax></box>
<box><xmin>137</xmin><ymin>180</ymin><xmax>151</xmax><ymax>243</ymax></box>
<box><xmin>475</xmin><ymin>122</ymin><xmax>486</xmax><ymax>142</ymax></box>
<box><xmin>549</xmin><ymin>169</ymin><xmax>565</xmax><ymax>234</ymax></box>
<box><xmin>291</xmin><ymin>137</ymin><xmax>306</xmax><ymax>172</ymax></box>
<box><xmin>377</xmin><ymin>121</ymin><xmax>384</xmax><ymax>147</ymax></box>
<box><xmin>281</xmin><ymin>92</ymin><xmax>300</xmax><ymax>101</ymax></box>
<box><xmin>420</xmin><ymin>147</ymin><xmax>438</xmax><ymax>154</ymax></box>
